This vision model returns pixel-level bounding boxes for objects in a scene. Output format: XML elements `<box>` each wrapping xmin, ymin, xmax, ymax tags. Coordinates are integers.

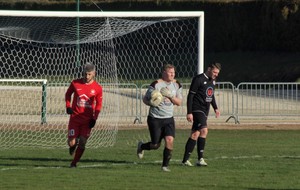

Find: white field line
<box><xmin>1</xmin><ymin>155</ymin><xmax>300</xmax><ymax>171</ymax></box>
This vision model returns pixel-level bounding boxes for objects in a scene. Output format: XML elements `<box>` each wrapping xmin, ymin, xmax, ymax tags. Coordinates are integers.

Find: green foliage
<box><xmin>1</xmin><ymin>129</ymin><xmax>300</xmax><ymax>189</ymax></box>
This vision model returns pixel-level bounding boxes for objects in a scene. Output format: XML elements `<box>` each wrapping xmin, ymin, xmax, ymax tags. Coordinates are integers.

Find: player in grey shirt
<box><xmin>137</xmin><ymin>64</ymin><xmax>183</xmax><ymax>172</ymax></box>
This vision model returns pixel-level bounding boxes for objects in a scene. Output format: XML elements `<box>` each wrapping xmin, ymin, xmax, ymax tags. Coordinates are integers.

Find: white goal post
<box><xmin>0</xmin><ymin>10</ymin><xmax>205</xmax><ymax>149</ymax></box>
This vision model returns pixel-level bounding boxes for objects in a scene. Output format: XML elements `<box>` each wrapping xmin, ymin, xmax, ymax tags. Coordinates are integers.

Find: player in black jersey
<box><xmin>182</xmin><ymin>62</ymin><xmax>221</xmax><ymax>167</ymax></box>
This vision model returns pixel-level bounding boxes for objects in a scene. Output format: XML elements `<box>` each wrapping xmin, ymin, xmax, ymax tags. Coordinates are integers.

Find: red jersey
<box><xmin>65</xmin><ymin>79</ymin><xmax>103</xmax><ymax>121</ymax></box>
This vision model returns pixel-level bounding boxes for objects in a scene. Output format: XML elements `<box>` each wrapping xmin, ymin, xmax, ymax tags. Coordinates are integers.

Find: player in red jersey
<box><xmin>65</xmin><ymin>63</ymin><xmax>103</xmax><ymax>168</ymax></box>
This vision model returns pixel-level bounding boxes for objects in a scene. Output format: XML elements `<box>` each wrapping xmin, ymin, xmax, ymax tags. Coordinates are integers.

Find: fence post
<box><xmin>41</xmin><ymin>80</ymin><xmax>47</xmax><ymax>124</ymax></box>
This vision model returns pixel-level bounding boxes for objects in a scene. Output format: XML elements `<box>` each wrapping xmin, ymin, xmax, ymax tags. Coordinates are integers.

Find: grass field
<box><xmin>1</xmin><ymin>128</ymin><xmax>300</xmax><ymax>190</ymax></box>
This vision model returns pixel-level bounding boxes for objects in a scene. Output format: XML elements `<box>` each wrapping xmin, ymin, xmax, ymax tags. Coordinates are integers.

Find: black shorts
<box><xmin>147</xmin><ymin>116</ymin><xmax>175</xmax><ymax>144</ymax></box>
<box><xmin>192</xmin><ymin>111</ymin><xmax>208</xmax><ymax>131</ymax></box>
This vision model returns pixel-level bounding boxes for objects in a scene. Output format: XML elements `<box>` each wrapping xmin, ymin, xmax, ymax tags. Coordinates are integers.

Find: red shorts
<box><xmin>68</xmin><ymin>118</ymin><xmax>91</xmax><ymax>139</ymax></box>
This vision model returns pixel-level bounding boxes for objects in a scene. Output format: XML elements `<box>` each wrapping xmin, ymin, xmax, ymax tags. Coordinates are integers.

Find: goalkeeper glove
<box><xmin>66</xmin><ymin>107</ymin><xmax>74</xmax><ymax>114</ymax></box>
<box><xmin>89</xmin><ymin>119</ymin><xmax>96</xmax><ymax>129</ymax></box>
<box><xmin>160</xmin><ymin>87</ymin><xmax>174</xmax><ymax>99</ymax></box>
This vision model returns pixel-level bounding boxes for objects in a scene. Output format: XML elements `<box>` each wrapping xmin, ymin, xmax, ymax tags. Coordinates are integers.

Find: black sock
<box><xmin>141</xmin><ymin>142</ymin><xmax>151</xmax><ymax>150</ymax></box>
<box><xmin>197</xmin><ymin>137</ymin><xmax>206</xmax><ymax>160</ymax></box>
<box><xmin>182</xmin><ymin>138</ymin><xmax>196</xmax><ymax>162</ymax></box>
<box><xmin>162</xmin><ymin>147</ymin><xmax>172</xmax><ymax>167</ymax></box>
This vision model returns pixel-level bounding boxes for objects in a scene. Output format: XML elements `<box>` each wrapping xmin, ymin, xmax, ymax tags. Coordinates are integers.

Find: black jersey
<box><xmin>187</xmin><ymin>73</ymin><xmax>218</xmax><ymax>116</ymax></box>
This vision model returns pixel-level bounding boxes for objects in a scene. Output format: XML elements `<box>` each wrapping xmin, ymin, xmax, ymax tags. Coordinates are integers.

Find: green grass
<box><xmin>1</xmin><ymin>129</ymin><xmax>300</xmax><ymax>190</ymax></box>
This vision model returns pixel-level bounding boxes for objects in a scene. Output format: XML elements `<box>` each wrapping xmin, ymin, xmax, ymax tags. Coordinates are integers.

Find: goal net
<box><xmin>0</xmin><ymin>11</ymin><xmax>204</xmax><ymax>149</ymax></box>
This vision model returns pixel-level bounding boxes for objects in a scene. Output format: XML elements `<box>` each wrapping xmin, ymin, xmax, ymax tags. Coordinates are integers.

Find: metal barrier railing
<box><xmin>139</xmin><ymin>82</ymin><xmax>236</xmax><ymax>124</ymax></box>
<box><xmin>214</xmin><ymin>82</ymin><xmax>237</xmax><ymax>123</ymax></box>
<box><xmin>236</xmin><ymin>82</ymin><xmax>300</xmax><ymax>123</ymax></box>
<box><xmin>44</xmin><ymin>82</ymin><xmax>299</xmax><ymax>125</ymax></box>
<box><xmin>110</xmin><ymin>83</ymin><xmax>140</xmax><ymax>123</ymax></box>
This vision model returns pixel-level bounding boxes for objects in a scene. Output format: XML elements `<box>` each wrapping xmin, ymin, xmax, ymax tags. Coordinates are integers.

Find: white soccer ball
<box><xmin>151</xmin><ymin>90</ymin><xmax>163</xmax><ymax>102</ymax></box>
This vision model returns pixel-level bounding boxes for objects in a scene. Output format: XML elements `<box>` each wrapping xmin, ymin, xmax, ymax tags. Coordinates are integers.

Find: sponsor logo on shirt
<box><xmin>205</xmin><ymin>87</ymin><xmax>213</xmax><ymax>102</ymax></box>
<box><xmin>77</xmin><ymin>94</ymin><xmax>92</xmax><ymax>108</ymax></box>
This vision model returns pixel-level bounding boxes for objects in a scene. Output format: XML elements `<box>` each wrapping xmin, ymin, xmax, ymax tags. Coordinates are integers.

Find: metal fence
<box><xmin>236</xmin><ymin>82</ymin><xmax>300</xmax><ymax>124</ymax></box>
<box><xmin>2</xmin><ymin>82</ymin><xmax>298</xmax><ymax>127</ymax></box>
<box><xmin>117</xmin><ymin>82</ymin><xmax>300</xmax><ymax>125</ymax></box>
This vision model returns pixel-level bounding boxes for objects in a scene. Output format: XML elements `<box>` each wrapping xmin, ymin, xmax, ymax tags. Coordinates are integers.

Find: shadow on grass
<box><xmin>0</xmin><ymin>156</ymin><xmax>137</xmax><ymax>168</ymax></box>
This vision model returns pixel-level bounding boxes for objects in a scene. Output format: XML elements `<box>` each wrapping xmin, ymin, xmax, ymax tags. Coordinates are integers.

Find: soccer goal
<box><xmin>0</xmin><ymin>10</ymin><xmax>204</xmax><ymax>149</ymax></box>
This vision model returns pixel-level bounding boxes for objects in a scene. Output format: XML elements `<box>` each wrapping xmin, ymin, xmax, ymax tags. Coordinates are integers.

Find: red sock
<box><xmin>71</xmin><ymin>147</ymin><xmax>85</xmax><ymax>166</ymax></box>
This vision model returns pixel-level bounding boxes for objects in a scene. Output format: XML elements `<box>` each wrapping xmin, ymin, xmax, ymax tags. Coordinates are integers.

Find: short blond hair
<box><xmin>162</xmin><ymin>64</ymin><xmax>175</xmax><ymax>72</ymax></box>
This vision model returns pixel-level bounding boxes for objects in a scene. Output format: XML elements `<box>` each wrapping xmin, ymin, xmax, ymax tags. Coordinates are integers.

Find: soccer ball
<box><xmin>150</xmin><ymin>90</ymin><xmax>163</xmax><ymax>105</ymax></box>
<box><xmin>151</xmin><ymin>90</ymin><xmax>163</xmax><ymax>101</ymax></box>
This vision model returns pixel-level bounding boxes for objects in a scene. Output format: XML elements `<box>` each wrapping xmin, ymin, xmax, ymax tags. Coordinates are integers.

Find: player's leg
<box><xmin>182</xmin><ymin>112</ymin><xmax>202</xmax><ymax>165</ymax></box>
<box><xmin>70</xmin><ymin>136</ymin><xmax>87</xmax><ymax>167</ymax></box>
<box><xmin>197</xmin><ymin>128</ymin><xmax>208</xmax><ymax>160</ymax></box>
<box><xmin>162</xmin><ymin>136</ymin><xmax>173</xmax><ymax>172</ymax></box>
<box><xmin>70</xmin><ymin>124</ymin><xmax>91</xmax><ymax>168</ymax></box>
<box><xmin>182</xmin><ymin>130</ymin><xmax>199</xmax><ymax>165</ymax></box>
<box><xmin>196</xmin><ymin>113</ymin><xmax>208</xmax><ymax>166</ymax></box>
<box><xmin>68</xmin><ymin>137</ymin><xmax>79</xmax><ymax>156</ymax></box>
<box><xmin>161</xmin><ymin>117</ymin><xmax>175</xmax><ymax>171</ymax></box>
<box><xmin>137</xmin><ymin>116</ymin><xmax>161</xmax><ymax>159</ymax></box>
<box><xmin>67</xmin><ymin>120</ymin><xmax>79</xmax><ymax>156</ymax></box>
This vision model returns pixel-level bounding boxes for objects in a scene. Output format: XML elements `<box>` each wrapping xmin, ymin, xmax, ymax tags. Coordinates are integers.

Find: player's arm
<box><xmin>169</xmin><ymin>95</ymin><xmax>182</xmax><ymax>106</ymax></box>
<box><xmin>93</xmin><ymin>86</ymin><xmax>103</xmax><ymax>120</ymax></box>
<box><xmin>168</xmin><ymin>82</ymin><xmax>183</xmax><ymax>106</ymax></box>
<box><xmin>143</xmin><ymin>89</ymin><xmax>151</xmax><ymax>106</ymax></box>
<box><xmin>65</xmin><ymin>82</ymin><xmax>75</xmax><ymax>114</ymax></box>
<box><xmin>89</xmin><ymin>86</ymin><xmax>103</xmax><ymax>129</ymax></box>
<box><xmin>143</xmin><ymin>82</ymin><xmax>157</xmax><ymax>106</ymax></box>
<box><xmin>186</xmin><ymin>77</ymin><xmax>199</xmax><ymax>122</ymax></box>
<box><xmin>187</xmin><ymin>77</ymin><xmax>199</xmax><ymax>114</ymax></box>
<box><xmin>211</xmin><ymin>94</ymin><xmax>220</xmax><ymax>118</ymax></box>
<box><xmin>142</xmin><ymin>86</ymin><xmax>152</xmax><ymax>106</ymax></box>
<box><xmin>186</xmin><ymin>91</ymin><xmax>195</xmax><ymax>122</ymax></box>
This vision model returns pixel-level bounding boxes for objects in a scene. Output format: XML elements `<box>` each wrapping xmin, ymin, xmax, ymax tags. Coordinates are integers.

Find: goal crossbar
<box><xmin>0</xmin><ymin>10</ymin><xmax>203</xmax><ymax>18</ymax></box>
